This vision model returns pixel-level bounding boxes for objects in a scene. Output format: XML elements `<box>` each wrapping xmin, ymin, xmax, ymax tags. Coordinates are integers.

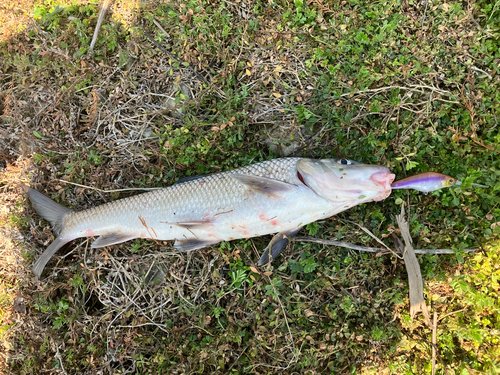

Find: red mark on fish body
<box><xmin>84</xmin><ymin>229</ymin><xmax>95</xmax><ymax>236</ymax></box>
<box><xmin>259</xmin><ymin>213</ymin><xmax>267</xmax><ymax>221</ymax></box>
<box><xmin>243</xmin><ymin>230</ymin><xmax>249</xmax><ymax>236</ymax></box>
<box><xmin>271</xmin><ymin>220</ymin><xmax>278</xmax><ymax>226</ymax></box>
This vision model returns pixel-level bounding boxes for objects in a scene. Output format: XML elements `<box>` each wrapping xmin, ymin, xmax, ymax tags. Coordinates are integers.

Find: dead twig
<box><xmin>56</xmin><ymin>179</ymin><xmax>162</xmax><ymax>192</ymax></box>
<box><xmin>432</xmin><ymin>311</ymin><xmax>437</xmax><ymax>375</ymax></box>
<box><xmin>89</xmin><ymin>0</ymin><xmax>113</xmax><ymax>52</ymax></box>
<box><xmin>295</xmin><ymin>237</ymin><xmax>477</xmax><ymax>254</ymax></box>
<box><xmin>342</xmin><ymin>219</ymin><xmax>402</xmax><ymax>259</ymax></box>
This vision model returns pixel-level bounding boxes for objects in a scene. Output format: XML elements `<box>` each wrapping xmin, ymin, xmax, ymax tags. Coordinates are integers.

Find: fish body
<box><xmin>26</xmin><ymin>158</ymin><xmax>395</xmax><ymax>278</ymax></box>
<box><xmin>391</xmin><ymin>172</ymin><xmax>457</xmax><ymax>193</ymax></box>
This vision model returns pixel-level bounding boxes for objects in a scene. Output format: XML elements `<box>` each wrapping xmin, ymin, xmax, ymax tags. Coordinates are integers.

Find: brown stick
<box><xmin>432</xmin><ymin>311</ymin><xmax>437</xmax><ymax>375</ymax></box>
<box><xmin>295</xmin><ymin>236</ymin><xmax>478</xmax><ymax>255</ymax></box>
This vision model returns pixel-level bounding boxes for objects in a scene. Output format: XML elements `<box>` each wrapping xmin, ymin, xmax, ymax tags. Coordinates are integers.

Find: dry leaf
<box><xmin>272</xmin><ymin>92</ymin><xmax>281</xmax><ymax>98</ymax></box>
<box><xmin>394</xmin><ymin>205</ymin><xmax>431</xmax><ymax>327</ymax></box>
<box><xmin>305</xmin><ymin>309</ymin><xmax>315</xmax><ymax>318</ymax></box>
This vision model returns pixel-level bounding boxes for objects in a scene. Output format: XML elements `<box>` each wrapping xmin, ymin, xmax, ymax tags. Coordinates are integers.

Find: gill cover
<box><xmin>296</xmin><ymin>158</ymin><xmax>394</xmax><ymax>203</ymax></box>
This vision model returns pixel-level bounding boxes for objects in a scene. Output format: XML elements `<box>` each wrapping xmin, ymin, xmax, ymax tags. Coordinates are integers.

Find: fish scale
<box><xmin>26</xmin><ymin>157</ymin><xmax>395</xmax><ymax>278</ymax></box>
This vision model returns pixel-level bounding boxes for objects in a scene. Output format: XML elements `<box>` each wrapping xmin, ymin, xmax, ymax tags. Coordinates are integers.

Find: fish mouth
<box><xmin>370</xmin><ymin>171</ymin><xmax>396</xmax><ymax>191</ymax></box>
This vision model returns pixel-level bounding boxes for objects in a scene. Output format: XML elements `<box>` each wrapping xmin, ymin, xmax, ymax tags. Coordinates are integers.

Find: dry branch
<box><xmin>295</xmin><ymin>236</ymin><xmax>477</xmax><ymax>255</ymax></box>
<box><xmin>89</xmin><ymin>0</ymin><xmax>113</xmax><ymax>52</ymax></box>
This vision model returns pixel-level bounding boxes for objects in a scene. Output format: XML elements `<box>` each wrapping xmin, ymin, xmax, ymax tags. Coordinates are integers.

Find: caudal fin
<box><xmin>23</xmin><ymin>185</ymin><xmax>73</xmax><ymax>278</ymax></box>
<box><xmin>32</xmin><ymin>237</ymin><xmax>71</xmax><ymax>278</ymax></box>
<box><xmin>23</xmin><ymin>185</ymin><xmax>72</xmax><ymax>236</ymax></box>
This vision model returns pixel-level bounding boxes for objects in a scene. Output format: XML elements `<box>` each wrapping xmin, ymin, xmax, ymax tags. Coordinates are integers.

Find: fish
<box><xmin>391</xmin><ymin>172</ymin><xmax>458</xmax><ymax>193</ymax></box>
<box><xmin>25</xmin><ymin>157</ymin><xmax>395</xmax><ymax>278</ymax></box>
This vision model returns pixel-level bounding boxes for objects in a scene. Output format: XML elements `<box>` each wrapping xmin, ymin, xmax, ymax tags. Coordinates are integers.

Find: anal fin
<box><xmin>91</xmin><ymin>233</ymin><xmax>137</xmax><ymax>248</ymax></box>
<box><xmin>258</xmin><ymin>227</ymin><xmax>303</xmax><ymax>266</ymax></box>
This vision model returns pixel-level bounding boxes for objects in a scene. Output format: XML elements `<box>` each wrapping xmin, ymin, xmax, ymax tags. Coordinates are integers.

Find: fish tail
<box><xmin>32</xmin><ymin>237</ymin><xmax>71</xmax><ymax>278</ymax></box>
<box><xmin>23</xmin><ymin>185</ymin><xmax>74</xmax><ymax>278</ymax></box>
<box><xmin>23</xmin><ymin>185</ymin><xmax>72</xmax><ymax>236</ymax></box>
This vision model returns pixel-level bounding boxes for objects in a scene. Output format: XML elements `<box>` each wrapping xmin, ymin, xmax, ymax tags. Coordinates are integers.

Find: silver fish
<box><xmin>25</xmin><ymin>157</ymin><xmax>395</xmax><ymax>278</ymax></box>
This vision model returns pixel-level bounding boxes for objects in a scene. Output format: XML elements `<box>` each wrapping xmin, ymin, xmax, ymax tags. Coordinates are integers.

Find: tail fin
<box><xmin>23</xmin><ymin>186</ymin><xmax>74</xmax><ymax>278</ymax></box>
<box><xmin>32</xmin><ymin>237</ymin><xmax>72</xmax><ymax>278</ymax></box>
<box><xmin>23</xmin><ymin>185</ymin><xmax>72</xmax><ymax>236</ymax></box>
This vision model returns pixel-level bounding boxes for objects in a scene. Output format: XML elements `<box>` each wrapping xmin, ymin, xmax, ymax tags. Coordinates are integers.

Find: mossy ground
<box><xmin>0</xmin><ymin>0</ymin><xmax>499</xmax><ymax>373</ymax></box>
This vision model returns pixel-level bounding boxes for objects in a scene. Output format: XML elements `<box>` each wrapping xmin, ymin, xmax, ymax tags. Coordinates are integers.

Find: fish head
<box><xmin>296</xmin><ymin>158</ymin><xmax>395</xmax><ymax>204</ymax></box>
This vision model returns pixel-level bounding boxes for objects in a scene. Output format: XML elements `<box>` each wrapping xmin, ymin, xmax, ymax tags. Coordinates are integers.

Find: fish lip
<box><xmin>370</xmin><ymin>171</ymin><xmax>396</xmax><ymax>191</ymax></box>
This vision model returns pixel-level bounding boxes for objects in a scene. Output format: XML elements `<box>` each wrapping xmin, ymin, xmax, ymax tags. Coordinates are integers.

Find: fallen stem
<box><xmin>56</xmin><ymin>179</ymin><xmax>162</xmax><ymax>193</ymax></box>
<box><xmin>295</xmin><ymin>236</ymin><xmax>477</xmax><ymax>254</ymax></box>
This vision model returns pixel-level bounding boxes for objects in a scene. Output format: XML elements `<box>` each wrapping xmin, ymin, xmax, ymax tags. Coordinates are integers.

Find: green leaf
<box><xmin>33</xmin><ymin>131</ymin><xmax>44</xmax><ymax>139</ymax></box>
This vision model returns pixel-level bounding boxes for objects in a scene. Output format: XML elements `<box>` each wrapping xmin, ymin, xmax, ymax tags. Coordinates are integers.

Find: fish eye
<box><xmin>449</xmin><ymin>178</ymin><xmax>455</xmax><ymax>184</ymax></box>
<box><xmin>338</xmin><ymin>158</ymin><xmax>351</xmax><ymax>165</ymax></box>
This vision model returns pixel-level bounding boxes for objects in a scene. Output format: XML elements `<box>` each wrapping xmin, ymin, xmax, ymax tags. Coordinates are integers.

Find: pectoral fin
<box><xmin>258</xmin><ymin>227</ymin><xmax>303</xmax><ymax>266</ymax></box>
<box><xmin>230</xmin><ymin>174</ymin><xmax>297</xmax><ymax>197</ymax></box>
<box><xmin>91</xmin><ymin>233</ymin><xmax>137</xmax><ymax>248</ymax></box>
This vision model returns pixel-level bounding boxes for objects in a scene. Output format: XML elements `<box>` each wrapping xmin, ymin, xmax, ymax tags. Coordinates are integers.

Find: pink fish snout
<box><xmin>370</xmin><ymin>171</ymin><xmax>396</xmax><ymax>190</ymax></box>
